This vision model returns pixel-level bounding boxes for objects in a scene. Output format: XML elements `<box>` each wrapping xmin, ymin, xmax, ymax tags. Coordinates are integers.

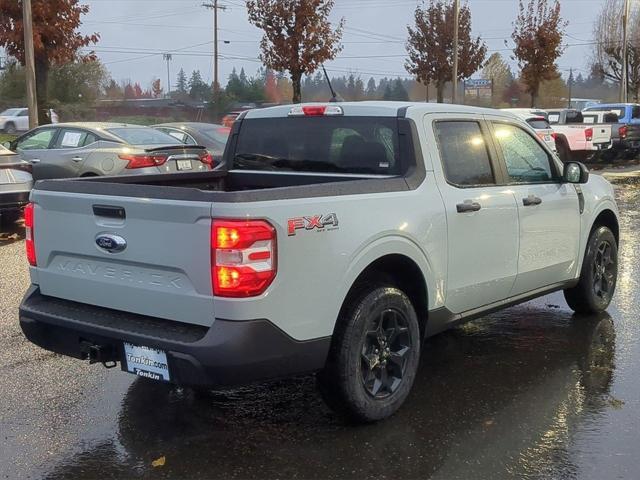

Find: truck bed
<box><xmin>34</xmin><ymin>169</ymin><xmax>415</xmax><ymax>202</ymax></box>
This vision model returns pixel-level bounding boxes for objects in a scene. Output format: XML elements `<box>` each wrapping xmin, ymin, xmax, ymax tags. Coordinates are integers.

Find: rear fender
<box><xmin>332</xmin><ymin>235</ymin><xmax>440</xmax><ymax>325</ymax></box>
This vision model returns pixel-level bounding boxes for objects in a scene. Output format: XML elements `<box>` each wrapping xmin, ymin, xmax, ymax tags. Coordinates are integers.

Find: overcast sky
<box><xmin>79</xmin><ymin>0</ymin><xmax>608</xmax><ymax>90</ymax></box>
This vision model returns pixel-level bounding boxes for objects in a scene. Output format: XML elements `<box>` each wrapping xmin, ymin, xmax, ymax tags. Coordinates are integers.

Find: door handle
<box><xmin>522</xmin><ymin>195</ymin><xmax>543</xmax><ymax>206</ymax></box>
<box><xmin>456</xmin><ymin>201</ymin><xmax>482</xmax><ymax>213</ymax></box>
<box><xmin>30</xmin><ymin>158</ymin><xmax>40</xmax><ymax>164</ymax></box>
<box><xmin>72</xmin><ymin>156</ymin><xmax>83</xmax><ymax>162</ymax></box>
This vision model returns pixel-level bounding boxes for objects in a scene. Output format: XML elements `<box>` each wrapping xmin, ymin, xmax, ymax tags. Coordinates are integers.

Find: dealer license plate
<box><xmin>177</xmin><ymin>159</ymin><xmax>193</xmax><ymax>171</ymax></box>
<box><xmin>124</xmin><ymin>342</ymin><xmax>170</xmax><ymax>381</ymax></box>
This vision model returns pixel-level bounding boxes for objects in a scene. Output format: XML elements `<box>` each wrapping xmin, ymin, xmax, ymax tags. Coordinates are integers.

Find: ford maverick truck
<box><xmin>19</xmin><ymin>102</ymin><xmax>620</xmax><ymax>422</ymax></box>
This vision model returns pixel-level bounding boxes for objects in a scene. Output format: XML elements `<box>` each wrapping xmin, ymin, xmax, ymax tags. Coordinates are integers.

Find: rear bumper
<box><xmin>588</xmin><ymin>142</ymin><xmax>612</xmax><ymax>151</ymax></box>
<box><xmin>0</xmin><ymin>190</ymin><xmax>30</xmax><ymax>210</ymax></box>
<box><xmin>19</xmin><ymin>286</ymin><xmax>330</xmax><ymax>387</ymax></box>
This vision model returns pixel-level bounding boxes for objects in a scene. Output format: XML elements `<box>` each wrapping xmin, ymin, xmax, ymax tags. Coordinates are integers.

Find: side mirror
<box><xmin>2</xmin><ymin>141</ymin><xmax>12</xmax><ymax>150</ymax></box>
<box><xmin>563</xmin><ymin>161</ymin><xmax>589</xmax><ymax>184</ymax></box>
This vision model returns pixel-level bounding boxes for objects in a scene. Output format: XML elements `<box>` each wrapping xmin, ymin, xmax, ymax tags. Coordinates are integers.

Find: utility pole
<box><xmin>203</xmin><ymin>1</ymin><xmax>226</xmax><ymax>95</ymax></box>
<box><xmin>163</xmin><ymin>53</ymin><xmax>172</xmax><ymax>99</ymax></box>
<box><xmin>620</xmin><ymin>0</ymin><xmax>631</xmax><ymax>102</ymax></box>
<box><xmin>568</xmin><ymin>68</ymin><xmax>573</xmax><ymax>109</ymax></box>
<box><xmin>23</xmin><ymin>0</ymin><xmax>38</xmax><ymax>129</ymax></box>
<box><xmin>451</xmin><ymin>0</ymin><xmax>460</xmax><ymax>103</ymax></box>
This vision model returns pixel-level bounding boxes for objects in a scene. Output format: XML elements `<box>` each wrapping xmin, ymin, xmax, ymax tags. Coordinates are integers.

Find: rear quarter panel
<box><xmin>212</xmin><ymin>176</ymin><xmax>447</xmax><ymax>341</ymax></box>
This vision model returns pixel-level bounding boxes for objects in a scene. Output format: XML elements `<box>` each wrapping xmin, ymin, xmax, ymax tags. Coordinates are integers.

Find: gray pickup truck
<box><xmin>19</xmin><ymin>102</ymin><xmax>620</xmax><ymax>422</ymax></box>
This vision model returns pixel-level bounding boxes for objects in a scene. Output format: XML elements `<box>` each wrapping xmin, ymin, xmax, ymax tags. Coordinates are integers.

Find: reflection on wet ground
<box><xmin>2</xmin><ymin>177</ymin><xmax>640</xmax><ymax>479</ymax></box>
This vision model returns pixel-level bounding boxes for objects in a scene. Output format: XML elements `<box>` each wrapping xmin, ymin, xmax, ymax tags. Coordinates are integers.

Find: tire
<box><xmin>623</xmin><ymin>148</ymin><xmax>639</xmax><ymax>160</ymax></box>
<box><xmin>564</xmin><ymin>226</ymin><xmax>618</xmax><ymax>314</ymax></box>
<box><xmin>317</xmin><ymin>284</ymin><xmax>421</xmax><ymax>423</ymax></box>
<box><xmin>4</xmin><ymin>122</ymin><xmax>16</xmax><ymax>134</ymax></box>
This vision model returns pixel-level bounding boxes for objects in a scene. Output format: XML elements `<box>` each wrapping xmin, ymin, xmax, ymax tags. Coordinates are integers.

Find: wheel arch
<box><xmin>334</xmin><ymin>239</ymin><xmax>438</xmax><ymax>341</ymax></box>
<box><xmin>591</xmin><ymin>208</ymin><xmax>619</xmax><ymax>245</ymax></box>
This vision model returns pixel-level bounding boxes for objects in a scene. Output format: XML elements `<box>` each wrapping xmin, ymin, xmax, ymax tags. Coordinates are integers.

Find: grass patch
<box><xmin>0</xmin><ymin>133</ymin><xmax>17</xmax><ymax>144</ymax></box>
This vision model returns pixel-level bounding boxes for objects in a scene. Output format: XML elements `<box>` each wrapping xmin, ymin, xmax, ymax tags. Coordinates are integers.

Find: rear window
<box><xmin>107</xmin><ymin>127</ymin><xmax>179</xmax><ymax>145</ymax></box>
<box><xmin>583</xmin><ymin>115</ymin><xmax>597</xmax><ymax>124</ymax></box>
<box><xmin>203</xmin><ymin>127</ymin><xmax>230</xmax><ymax>145</ymax></box>
<box><xmin>233</xmin><ymin>117</ymin><xmax>400</xmax><ymax>175</ymax></box>
<box><xmin>548</xmin><ymin>114</ymin><xmax>560</xmax><ymax>124</ymax></box>
<box><xmin>526</xmin><ymin>118</ymin><xmax>551</xmax><ymax>129</ymax></box>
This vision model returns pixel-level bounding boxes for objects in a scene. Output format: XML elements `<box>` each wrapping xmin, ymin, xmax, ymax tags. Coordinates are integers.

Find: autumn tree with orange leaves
<box><xmin>512</xmin><ymin>0</ymin><xmax>566</xmax><ymax>107</ymax></box>
<box><xmin>246</xmin><ymin>0</ymin><xmax>344</xmax><ymax>103</ymax></box>
<box><xmin>406</xmin><ymin>1</ymin><xmax>487</xmax><ymax>103</ymax></box>
<box><xmin>0</xmin><ymin>0</ymin><xmax>99</xmax><ymax>123</ymax></box>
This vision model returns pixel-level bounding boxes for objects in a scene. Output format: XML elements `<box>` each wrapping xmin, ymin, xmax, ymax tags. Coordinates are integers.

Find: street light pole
<box><xmin>451</xmin><ymin>0</ymin><xmax>460</xmax><ymax>104</ymax></box>
<box><xmin>620</xmin><ymin>0</ymin><xmax>630</xmax><ymax>102</ymax></box>
<box><xmin>22</xmin><ymin>0</ymin><xmax>38</xmax><ymax>128</ymax></box>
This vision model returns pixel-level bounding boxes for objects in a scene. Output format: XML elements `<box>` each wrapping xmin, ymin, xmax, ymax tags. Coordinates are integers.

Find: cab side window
<box><xmin>52</xmin><ymin>129</ymin><xmax>95</xmax><ymax>149</ymax></box>
<box><xmin>16</xmin><ymin>128</ymin><xmax>56</xmax><ymax>150</ymax></box>
<box><xmin>492</xmin><ymin>123</ymin><xmax>557</xmax><ymax>183</ymax></box>
<box><xmin>434</xmin><ymin>121</ymin><xmax>495</xmax><ymax>186</ymax></box>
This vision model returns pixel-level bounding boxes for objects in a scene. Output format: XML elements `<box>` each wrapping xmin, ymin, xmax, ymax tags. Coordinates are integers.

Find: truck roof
<box><xmin>244</xmin><ymin>101</ymin><xmax>516</xmax><ymax>119</ymax></box>
<box><xmin>585</xmin><ymin>103</ymin><xmax>640</xmax><ymax>109</ymax></box>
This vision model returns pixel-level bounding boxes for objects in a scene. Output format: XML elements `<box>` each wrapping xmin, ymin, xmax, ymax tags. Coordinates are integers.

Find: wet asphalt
<box><xmin>1</xmin><ymin>176</ymin><xmax>639</xmax><ymax>480</ymax></box>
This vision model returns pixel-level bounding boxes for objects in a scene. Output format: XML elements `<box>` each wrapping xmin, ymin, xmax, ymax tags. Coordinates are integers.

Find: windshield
<box><xmin>0</xmin><ymin>108</ymin><xmax>22</xmax><ymax>117</ymax></box>
<box><xmin>106</xmin><ymin>127</ymin><xmax>180</xmax><ymax>145</ymax></box>
<box><xmin>234</xmin><ymin>117</ymin><xmax>401</xmax><ymax>175</ymax></box>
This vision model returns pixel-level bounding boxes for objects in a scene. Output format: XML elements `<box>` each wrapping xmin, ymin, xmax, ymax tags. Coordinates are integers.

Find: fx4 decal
<box><xmin>287</xmin><ymin>213</ymin><xmax>339</xmax><ymax>236</ymax></box>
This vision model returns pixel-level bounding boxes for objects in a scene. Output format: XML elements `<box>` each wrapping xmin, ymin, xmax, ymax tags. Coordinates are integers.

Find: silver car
<box><xmin>152</xmin><ymin>122</ymin><xmax>230</xmax><ymax>168</ymax></box>
<box><xmin>7</xmin><ymin>122</ymin><xmax>213</xmax><ymax>180</ymax></box>
<box><xmin>0</xmin><ymin>144</ymin><xmax>32</xmax><ymax>222</ymax></box>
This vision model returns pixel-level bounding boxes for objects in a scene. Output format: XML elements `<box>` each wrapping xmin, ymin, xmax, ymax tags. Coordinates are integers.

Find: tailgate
<box><xmin>592</xmin><ymin>124</ymin><xmax>611</xmax><ymax>144</ymax></box>
<box><xmin>30</xmin><ymin>189</ymin><xmax>215</xmax><ymax>326</ymax></box>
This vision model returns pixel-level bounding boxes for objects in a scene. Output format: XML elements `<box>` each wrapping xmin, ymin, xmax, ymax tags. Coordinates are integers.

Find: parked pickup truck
<box><xmin>583</xmin><ymin>103</ymin><xmax>640</xmax><ymax>125</ymax></box>
<box><xmin>19</xmin><ymin>102</ymin><xmax>620</xmax><ymax>422</ymax></box>
<box><xmin>582</xmin><ymin>110</ymin><xmax>640</xmax><ymax>160</ymax></box>
<box><xmin>547</xmin><ymin>109</ymin><xmax>612</xmax><ymax>162</ymax></box>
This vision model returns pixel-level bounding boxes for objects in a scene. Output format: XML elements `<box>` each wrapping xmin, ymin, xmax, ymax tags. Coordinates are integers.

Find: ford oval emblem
<box><xmin>95</xmin><ymin>233</ymin><xmax>127</xmax><ymax>253</ymax></box>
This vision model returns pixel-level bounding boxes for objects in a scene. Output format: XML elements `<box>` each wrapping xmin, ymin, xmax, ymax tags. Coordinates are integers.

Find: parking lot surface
<box><xmin>1</xmin><ymin>176</ymin><xmax>639</xmax><ymax>479</ymax></box>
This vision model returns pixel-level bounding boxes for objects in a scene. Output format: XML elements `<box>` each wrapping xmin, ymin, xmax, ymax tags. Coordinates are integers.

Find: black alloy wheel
<box><xmin>360</xmin><ymin>308</ymin><xmax>411</xmax><ymax>399</ymax></box>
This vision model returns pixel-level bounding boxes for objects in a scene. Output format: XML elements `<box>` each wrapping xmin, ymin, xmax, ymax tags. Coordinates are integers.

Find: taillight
<box><xmin>119</xmin><ymin>153</ymin><xmax>168</xmax><ymax>169</ymax></box>
<box><xmin>619</xmin><ymin>125</ymin><xmax>628</xmax><ymax>139</ymax></box>
<box><xmin>551</xmin><ymin>132</ymin><xmax>557</xmax><ymax>140</ymax></box>
<box><xmin>200</xmin><ymin>152</ymin><xmax>214</xmax><ymax>168</ymax></box>
<box><xmin>585</xmin><ymin>128</ymin><xmax>593</xmax><ymax>142</ymax></box>
<box><xmin>25</xmin><ymin>202</ymin><xmax>36</xmax><ymax>266</ymax></box>
<box><xmin>211</xmin><ymin>219</ymin><xmax>276</xmax><ymax>297</ymax></box>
